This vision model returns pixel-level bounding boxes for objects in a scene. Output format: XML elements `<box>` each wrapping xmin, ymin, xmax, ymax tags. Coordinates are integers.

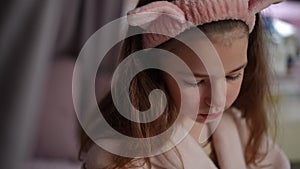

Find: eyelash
<box><xmin>226</xmin><ymin>73</ymin><xmax>242</xmax><ymax>81</ymax></box>
<box><xmin>185</xmin><ymin>73</ymin><xmax>242</xmax><ymax>87</ymax></box>
<box><xmin>185</xmin><ymin>80</ymin><xmax>205</xmax><ymax>87</ymax></box>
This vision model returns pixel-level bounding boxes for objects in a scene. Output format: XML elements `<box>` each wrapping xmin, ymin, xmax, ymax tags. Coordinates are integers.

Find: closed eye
<box><xmin>184</xmin><ymin>79</ymin><xmax>206</xmax><ymax>87</ymax></box>
<box><xmin>226</xmin><ymin>73</ymin><xmax>242</xmax><ymax>81</ymax></box>
<box><xmin>184</xmin><ymin>71</ymin><xmax>243</xmax><ymax>87</ymax></box>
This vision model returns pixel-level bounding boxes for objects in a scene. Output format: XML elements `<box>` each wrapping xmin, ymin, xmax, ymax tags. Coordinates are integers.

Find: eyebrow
<box><xmin>178</xmin><ymin>62</ymin><xmax>248</xmax><ymax>78</ymax></box>
<box><xmin>227</xmin><ymin>62</ymin><xmax>248</xmax><ymax>74</ymax></box>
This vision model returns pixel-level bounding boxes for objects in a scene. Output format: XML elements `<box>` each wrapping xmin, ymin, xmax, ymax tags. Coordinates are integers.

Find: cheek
<box><xmin>225</xmin><ymin>79</ymin><xmax>243</xmax><ymax>108</ymax></box>
<box><xmin>169</xmin><ymin>85</ymin><xmax>200</xmax><ymax>113</ymax></box>
<box><xmin>163</xmin><ymin>74</ymin><xmax>200</xmax><ymax>112</ymax></box>
<box><xmin>163</xmin><ymin>75</ymin><xmax>181</xmax><ymax>110</ymax></box>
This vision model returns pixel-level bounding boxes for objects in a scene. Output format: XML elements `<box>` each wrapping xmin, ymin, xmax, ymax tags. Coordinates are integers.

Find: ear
<box><xmin>248</xmin><ymin>0</ymin><xmax>284</xmax><ymax>14</ymax></box>
<box><xmin>127</xmin><ymin>1</ymin><xmax>185</xmax><ymax>30</ymax></box>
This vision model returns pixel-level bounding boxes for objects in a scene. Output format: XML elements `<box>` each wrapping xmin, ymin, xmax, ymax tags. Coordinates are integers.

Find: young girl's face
<box><xmin>162</xmin><ymin>28</ymin><xmax>248</xmax><ymax>123</ymax></box>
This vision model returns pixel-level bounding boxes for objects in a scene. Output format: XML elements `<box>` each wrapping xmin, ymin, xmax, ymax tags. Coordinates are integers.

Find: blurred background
<box><xmin>0</xmin><ymin>0</ymin><xmax>299</xmax><ymax>169</ymax></box>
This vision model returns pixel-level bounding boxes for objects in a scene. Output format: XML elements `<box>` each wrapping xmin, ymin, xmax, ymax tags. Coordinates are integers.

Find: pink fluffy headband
<box><xmin>127</xmin><ymin>0</ymin><xmax>282</xmax><ymax>48</ymax></box>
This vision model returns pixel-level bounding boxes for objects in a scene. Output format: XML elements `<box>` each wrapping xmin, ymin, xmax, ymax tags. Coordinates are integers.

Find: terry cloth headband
<box><xmin>127</xmin><ymin>0</ymin><xmax>283</xmax><ymax>48</ymax></box>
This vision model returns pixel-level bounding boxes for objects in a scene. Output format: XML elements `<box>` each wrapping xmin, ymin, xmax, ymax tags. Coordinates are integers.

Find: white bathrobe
<box><xmin>83</xmin><ymin>108</ymin><xmax>290</xmax><ymax>169</ymax></box>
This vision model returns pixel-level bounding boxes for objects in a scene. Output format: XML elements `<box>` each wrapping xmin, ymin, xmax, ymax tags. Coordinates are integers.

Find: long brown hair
<box><xmin>234</xmin><ymin>14</ymin><xmax>277</xmax><ymax>165</ymax></box>
<box><xmin>79</xmin><ymin>0</ymin><xmax>277</xmax><ymax>168</ymax></box>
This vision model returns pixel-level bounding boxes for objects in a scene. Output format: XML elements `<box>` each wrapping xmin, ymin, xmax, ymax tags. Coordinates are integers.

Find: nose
<box><xmin>203</xmin><ymin>79</ymin><xmax>226</xmax><ymax>108</ymax></box>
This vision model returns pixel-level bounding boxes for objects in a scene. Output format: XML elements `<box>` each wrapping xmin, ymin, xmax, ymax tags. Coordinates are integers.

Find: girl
<box><xmin>79</xmin><ymin>0</ymin><xmax>290</xmax><ymax>168</ymax></box>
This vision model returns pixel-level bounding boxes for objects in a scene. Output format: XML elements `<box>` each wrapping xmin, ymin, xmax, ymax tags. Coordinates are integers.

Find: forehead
<box><xmin>160</xmin><ymin>29</ymin><xmax>248</xmax><ymax>74</ymax></box>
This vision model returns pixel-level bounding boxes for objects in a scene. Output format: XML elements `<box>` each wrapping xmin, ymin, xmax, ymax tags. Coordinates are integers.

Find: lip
<box><xmin>198</xmin><ymin>111</ymin><xmax>222</xmax><ymax>121</ymax></box>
